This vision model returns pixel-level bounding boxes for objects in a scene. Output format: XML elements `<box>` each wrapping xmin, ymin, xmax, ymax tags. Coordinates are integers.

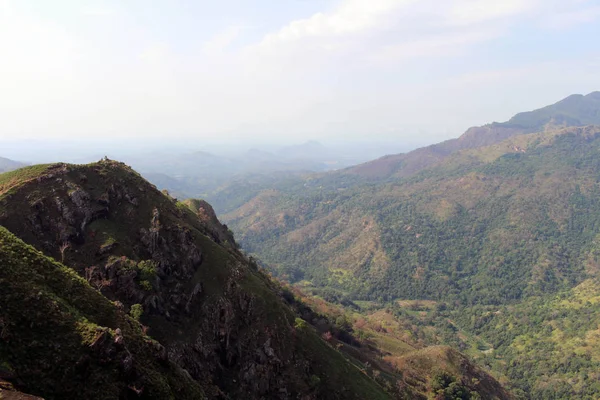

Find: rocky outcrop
<box><xmin>181</xmin><ymin>199</ymin><xmax>236</xmax><ymax>245</ymax></box>
<box><xmin>0</xmin><ymin>160</ymin><xmax>391</xmax><ymax>400</ymax></box>
<box><xmin>0</xmin><ymin>225</ymin><xmax>207</xmax><ymax>400</ymax></box>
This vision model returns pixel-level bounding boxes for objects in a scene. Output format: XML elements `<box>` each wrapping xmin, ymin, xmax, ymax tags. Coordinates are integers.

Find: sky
<box><xmin>1</xmin><ymin>0</ymin><xmax>600</xmax><ymax>149</ymax></box>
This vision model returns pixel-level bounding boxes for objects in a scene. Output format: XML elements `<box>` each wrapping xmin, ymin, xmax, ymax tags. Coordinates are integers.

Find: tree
<box><xmin>130</xmin><ymin>304</ymin><xmax>144</xmax><ymax>321</ymax></box>
<box><xmin>59</xmin><ymin>242</ymin><xmax>71</xmax><ymax>264</ymax></box>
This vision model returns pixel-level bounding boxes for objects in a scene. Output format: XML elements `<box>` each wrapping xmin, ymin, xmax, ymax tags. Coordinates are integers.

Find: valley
<box><xmin>216</xmin><ymin>92</ymin><xmax>600</xmax><ymax>399</ymax></box>
<box><xmin>3</xmin><ymin>1</ymin><xmax>600</xmax><ymax>398</ymax></box>
<box><xmin>3</xmin><ymin>92</ymin><xmax>600</xmax><ymax>399</ymax></box>
<box><xmin>0</xmin><ymin>160</ymin><xmax>506</xmax><ymax>399</ymax></box>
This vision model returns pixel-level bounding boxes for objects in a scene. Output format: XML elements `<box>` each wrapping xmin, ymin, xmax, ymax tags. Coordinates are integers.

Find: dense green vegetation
<box><xmin>0</xmin><ymin>160</ymin><xmax>394</xmax><ymax>400</ymax></box>
<box><xmin>452</xmin><ymin>279</ymin><xmax>600</xmax><ymax>399</ymax></box>
<box><xmin>0</xmin><ymin>225</ymin><xmax>206</xmax><ymax>399</ymax></box>
<box><xmin>274</xmin><ymin>282</ymin><xmax>511</xmax><ymax>400</ymax></box>
<box><xmin>223</xmin><ymin>125</ymin><xmax>600</xmax><ymax>398</ymax></box>
<box><xmin>227</xmin><ymin>127</ymin><xmax>600</xmax><ymax>302</ymax></box>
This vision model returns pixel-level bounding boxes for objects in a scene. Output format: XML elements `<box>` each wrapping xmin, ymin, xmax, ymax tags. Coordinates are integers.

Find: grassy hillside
<box><xmin>222</xmin><ymin>125</ymin><xmax>600</xmax><ymax>398</ymax></box>
<box><xmin>279</xmin><ymin>283</ymin><xmax>512</xmax><ymax>400</ymax></box>
<box><xmin>0</xmin><ymin>225</ymin><xmax>206</xmax><ymax>400</ymax></box>
<box><xmin>0</xmin><ymin>160</ymin><xmax>390</xmax><ymax>400</ymax></box>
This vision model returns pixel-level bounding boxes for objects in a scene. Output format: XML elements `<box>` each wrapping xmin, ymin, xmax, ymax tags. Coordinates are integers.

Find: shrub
<box><xmin>130</xmin><ymin>304</ymin><xmax>143</xmax><ymax>321</ymax></box>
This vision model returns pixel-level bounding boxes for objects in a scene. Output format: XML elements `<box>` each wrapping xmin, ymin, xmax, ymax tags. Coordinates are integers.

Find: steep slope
<box><xmin>0</xmin><ymin>160</ymin><xmax>390</xmax><ymax>400</ymax></box>
<box><xmin>0</xmin><ymin>226</ymin><xmax>206</xmax><ymax>400</ymax></box>
<box><xmin>283</xmin><ymin>285</ymin><xmax>512</xmax><ymax>400</ymax></box>
<box><xmin>393</xmin><ymin>346</ymin><xmax>509</xmax><ymax>400</ymax></box>
<box><xmin>225</xmin><ymin>126</ymin><xmax>600</xmax><ymax>302</ymax></box>
<box><xmin>223</xmin><ymin>125</ymin><xmax>600</xmax><ymax>398</ymax></box>
<box><xmin>347</xmin><ymin>91</ymin><xmax>600</xmax><ymax>179</ymax></box>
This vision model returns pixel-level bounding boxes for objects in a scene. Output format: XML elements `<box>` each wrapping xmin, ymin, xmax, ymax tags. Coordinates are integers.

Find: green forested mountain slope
<box><xmin>222</xmin><ymin>125</ymin><xmax>600</xmax><ymax>399</ymax></box>
<box><xmin>344</xmin><ymin>91</ymin><xmax>600</xmax><ymax>180</ymax></box>
<box><xmin>225</xmin><ymin>126</ymin><xmax>600</xmax><ymax>303</ymax></box>
<box><xmin>0</xmin><ymin>160</ymin><xmax>392</xmax><ymax>400</ymax></box>
<box><xmin>352</xmin><ymin>275</ymin><xmax>600</xmax><ymax>399</ymax></box>
<box><xmin>506</xmin><ymin>91</ymin><xmax>600</xmax><ymax>129</ymax></box>
<box><xmin>0</xmin><ymin>226</ymin><xmax>206</xmax><ymax>400</ymax></box>
<box><xmin>452</xmin><ymin>277</ymin><xmax>600</xmax><ymax>399</ymax></box>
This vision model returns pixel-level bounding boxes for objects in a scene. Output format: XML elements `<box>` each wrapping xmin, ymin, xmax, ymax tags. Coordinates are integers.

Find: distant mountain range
<box><xmin>125</xmin><ymin>141</ymin><xmax>406</xmax><ymax>199</ymax></box>
<box><xmin>0</xmin><ymin>161</ymin><xmax>393</xmax><ymax>399</ymax></box>
<box><xmin>0</xmin><ymin>160</ymin><xmax>510</xmax><ymax>399</ymax></box>
<box><xmin>347</xmin><ymin>91</ymin><xmax>600</xmax><ymax>179</ymax></box>
<box><xmin>0</xmin><ymin>156</ymin><xmax>26</xmax><ymax>173</ymax></box>
<box><xmin>219</xmin><ymin>91</ymin><xmax>600</xmax><ymax>399</ymax></box>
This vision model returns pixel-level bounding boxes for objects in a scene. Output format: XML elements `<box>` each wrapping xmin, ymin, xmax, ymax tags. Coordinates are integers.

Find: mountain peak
<box><xmin>586</xmin><ymin>90</ymin><xmax>600</xmax><ymax>100</ymax></box>
<box><xmin>506</xmin><ymin>90</ymin><xmax>600</xmax><ymax>129</ymax></box>
<box><xmin>0</xmin><ymin>160</ymin><xmax>390</xmax><ymax>400</ymax></box>
<box><xmin>346</xmin><ymin>91</ymin><xmax>600</xmax><ymax>179</ymax></box>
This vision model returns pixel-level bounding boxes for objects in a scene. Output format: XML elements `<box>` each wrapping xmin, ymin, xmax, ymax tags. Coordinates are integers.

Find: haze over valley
<box><xmin>3</xmin><ymin>1</ymin><xmax>600</xmax><ymax>399</ymax></box>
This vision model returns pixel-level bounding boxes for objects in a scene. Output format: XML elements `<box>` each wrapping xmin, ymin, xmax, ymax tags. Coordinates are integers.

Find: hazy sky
<box><xmin>1</xmin><ymin>0</ymin><xmax>600</xmax><ymax>145</ymax></box>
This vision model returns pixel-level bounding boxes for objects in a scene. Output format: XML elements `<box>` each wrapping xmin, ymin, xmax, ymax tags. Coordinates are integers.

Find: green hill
<box><xmin>505</xmin><ymin>91</ymin><xmax>600</xmax><ymax>129</ymax></box>
<box><xmin>0</xmin><ymin>225</ymin><xmax>206</xmax><ymax>400</ymax></box>
<box><xmin>0</xmin><ymin>160</ymin><xmax>391</xmax><ymax>400</ymax></box>
<box><xmin>452</xmin><ymin>278</ymin><xmax>600</xmax><ymax>398</ymax></box>
<box><xmin>224</xmin><ymin>126</ymin><xmax>600</xmax><ymax>301</ymax></box>
<box><xmin>344</xmin><ymin>91</ymin><xmax>600</xmax><ymax>180</ymax></box>
<box><xmin>221</xmin><ymin>124</ymin><xmax>600</xmax><ymax>398</ymax></box>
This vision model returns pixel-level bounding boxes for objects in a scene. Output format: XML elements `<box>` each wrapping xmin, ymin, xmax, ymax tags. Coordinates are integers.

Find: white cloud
<box><xmin>139</xmin><ymin>42</ymin><xmax>169</xmax><ymax>63</ymax></box>
<box><xmin>447</xmin><ymin>0</ymin><xmax>539</xmax><ymax>25</ymax></box>
<box><xmin>258</xmin><ymin>0</ymin><xmax>415</xmax><ymax>45</ymax></box>
<box><xmin>541</xmin><ymin>4</ymin><xmax>600</xmax><ymax>29</ymax></box>
<box><xmin>203</xmin><ymin>25</ymin><xmax>244</xmax><ymax>55</ymax></box>
<box><xmin>370</xmin><ymin>29</ymin><xmax>500</xmax><ymax>62</ymax></box>
<box><xmin>243</xmin><ymin>0</ymin><xmax>544</xmax><ymax>69</ymax></box>
<box><xmin>0</xmin><ymin>0</ymin><xmax>598</xmax><ymax>144</ymax></box>
<box><xmin>81</xmin><ymin>6</ymin><xmax>116</xmax><ymax>17</ymax></box>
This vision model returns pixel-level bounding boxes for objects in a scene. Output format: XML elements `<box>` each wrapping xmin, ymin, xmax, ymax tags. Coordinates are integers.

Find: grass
<box><xmin>87</xmin><ymin>219</ymin><xmax>122</xmax><ymax>247</ymax></box>
<box><xmin>0</xmin><ymin>164</ymin><xmax>53</xmax><ymax>194</ymax></box>
<box><xmin>0</xmin><ymin>225</ymin><xmax>205</xmax><ymax>400</ymax></box>
<box><xmin>0</xmin><ymin>160</ymin><xmax>402</xmax><ymax>399</ymax></box>
<box><xmin>371</xmin><ymin>333</ymin><xmax>415</xmax><ymax>356</ymax></box>
<box><xmin>294</xmin><ymin>321</ymin><xmax>391</xmax><ymax>400</ymax></box>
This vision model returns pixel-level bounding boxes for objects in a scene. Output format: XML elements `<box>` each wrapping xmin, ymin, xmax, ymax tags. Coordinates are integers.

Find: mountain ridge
<box><xmin>0</xmin><ymin>160</ymin><xmax>393</xmax><ymax>399</ymax></box>
<box><xmin>346</xmin><ymin>91</ymin><xmax>600</xmax><ymax>179</ymax></box>
<box><xmin>0</xmin><ymin>225</ymin><xmax>207</xmax><ymax>399</ymax></box>
<box><xmin>221</xmin><ymin>118</ymin><xmax>600</xmax><ymax>398</ymax></box>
